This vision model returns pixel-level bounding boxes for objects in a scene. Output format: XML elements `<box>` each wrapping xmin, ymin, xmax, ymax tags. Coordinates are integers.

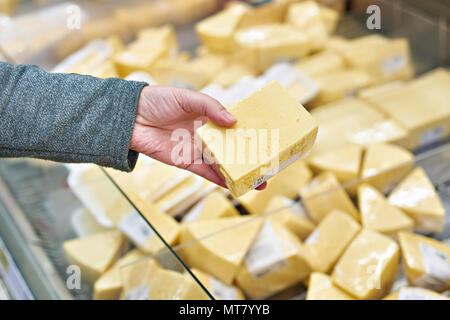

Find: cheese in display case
<box><xmin>300</xmin><ymin>172</ymin><xmax>359</xmax><ymax>223</ymax></box>
<box><xmin>357</xmin><ymin>184</ymin><xmax>414</xmax><ymax>239</ymax></box>
<box><xmin>191</xmin><ymin>268</ymin><xmax>245</xmax><ymax>300</ymax></box>
<box><xmin>294</xmin><ymin>50</ymin><xmax>345</xmax><ymax>77</ymax></box>
<box><xmin>62</xmin><ymin>230</ymin><xmax>128</xmax><ymax>283</ymax></box>
<box><xmin>196</xmin><ymin>81</ymin><xmax>318</xmax><ymax>198</ymax></box>
<box><xmin>399</xmin><ymin>232</ymin><xmax>450</xmax><ymax>292</ymax></box>
<box><xmin>182</xmin><ymin>191</ymin><xmax>239</xmax><ymax>223</ymax></box>
<box><xmin>306</xmin><ymin>273</ymin><xmax>355</xmax><ymax>300</ymax></box>
<box><xmin>384</xmin><ymin>287</ymin><xmax>450</xmax><ymax>300</ymax></box>
<box><xmin>235</xmin><ymin>220</ymin><xmax>311</xmax><ymax>299</ymax></box>
<box><xmin>302</xmin><ymin>210</ymin><xmax>361</xmax><ymax>273</ymax></box>
<box><xmin>388</xmin><ymin>167</ymin><xmax>446</xmax><ymax>234</ymax></box>
<box><xmin>332</xmin><ymin>229</ymin><xmax>400</xmax><ymax>300</ymax></box>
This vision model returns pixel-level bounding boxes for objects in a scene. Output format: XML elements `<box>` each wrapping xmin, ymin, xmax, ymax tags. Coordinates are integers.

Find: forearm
<box><xmin>0</xmin><ymin>62</ymin><xmax>147</xmax><ymax>171</ymax></box>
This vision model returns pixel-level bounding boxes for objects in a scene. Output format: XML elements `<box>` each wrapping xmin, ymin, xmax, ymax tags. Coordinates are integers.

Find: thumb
<box><xmin>174</xmin><ymin>88</ymin><xmax>236</xmax><ymax>127</ymax></box>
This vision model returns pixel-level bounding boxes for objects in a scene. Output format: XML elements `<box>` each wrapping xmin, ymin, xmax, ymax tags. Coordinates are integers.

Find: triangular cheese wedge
<box><xmin>308</xmin><ymin>143</ymin><xmax>363</xmax><ymax>195</ymax></box>
<box><xmin>360</xmin><ymin>142</ymin><xmax>414</xmax><ymax>193</ymax></box>
<box><xmin>358</xmin><ymin>184</ymin><xmax>414</xmax><ymax>238</ymax></box>
<box><xmin>63</xmin><ymin>229</ymin><xmax>128</xmax><ymax>283</ymax></box>
<box><xmin>178</xmin><ymin>217</ymin><xmax>263</xmax><ymax>284</ymax></box>
<box><xmin>94</xmin><ymin>249</ymin><xmax>144</xmax><ymax>300</ymax></box>
<box><xmin>183</xmin><ymin>191</ymin><xmax>239</xmax><ymax>223</ymax></box>
<box><xmin>389</xmin><ymin>167</ymin><xmax>445</xmax><ymax>233</ymax></box>
<box><xmin>306</xmin><ymin>272</ymin><xmax>355</xmax><ymax>300</ymax></box>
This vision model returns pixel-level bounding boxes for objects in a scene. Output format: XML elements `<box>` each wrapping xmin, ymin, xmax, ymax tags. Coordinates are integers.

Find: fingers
<box><xmin>185</xmin><ymin>162</ymin><xmax>227</xmax><ymax>188</ymax></box>
<box><xmin>174</xmin><ymin>88</ymin><xmax>236</xmax><ymax>127</ymax></box>
<box><xmin>255</xmin><ymin>182</ymin><xmax>267</xmax><ymax>191</ymax></box>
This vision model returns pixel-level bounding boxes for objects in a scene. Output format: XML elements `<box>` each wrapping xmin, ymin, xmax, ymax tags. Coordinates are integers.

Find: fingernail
<box><xmin>220</xmin><ymin>110</ymin><xmax>236</xmax><ymax>123</ymax></box>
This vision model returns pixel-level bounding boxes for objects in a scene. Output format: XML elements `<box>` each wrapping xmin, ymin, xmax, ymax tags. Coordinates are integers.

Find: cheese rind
<box><xmin>306</xmin><ymin>272</ymin><xmax>355</xmax><ymax>300</ymax></box>
<box><xmin>196</xmin><ymin>81</ymin><xmax>318</xmax><ymax>198</ymax></box>
<box><xmin>388</xmin><ymin>167</ymin><xmax>446</xmax><ymax>233</ymax></box>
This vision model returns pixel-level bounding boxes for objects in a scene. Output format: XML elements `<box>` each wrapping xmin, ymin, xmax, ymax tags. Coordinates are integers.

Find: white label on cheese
<box><xmin>383</xmin><ymin>55</ymin><xmax>406</xmax><ymax>74</ymax></box>
<box><xmin>304</xmin><ymin>228</ymin><xmax>320</xmax><ymax>245</ymax></box>
<box><xmin>398</xmin><ymin>288</ymin><xmax>446</xmax><ymax>300</ymax></box>
<box><xmin>253</xmin><ymin>153</ymin><xmax>301</xmax><ymax>189</ymax></box>
<box><xmin>420</xmin><ymin>126</ymin><xmax>444</xmax><ymax>147</ymax></box>
<box><xmin>244</xmin><ymin>222</ymin><xmax>287</xmax><ymax>278</ymax></box>
<box><xmin>182</xmin><ymin>200</ymin><xmax>205</xmax><ymax>223</ymax></box>
<box><xmin>125</xmin><ymin>285</ymin><xmax>149</xmax><ymax>300</ymax></box>
<box><xmin>415</xmin><ymin>243</ymin><xmax>450</xmax><ymax>291</ymax></box>
<box><xmin>209</xmin><ymin>276</ymin><xmax>238</xmax><ymax>300</ymax></box>
<box><xmin>118</xmin><ymin>210</ymin><xmax>154</xmax><ymax>245</ymax></box>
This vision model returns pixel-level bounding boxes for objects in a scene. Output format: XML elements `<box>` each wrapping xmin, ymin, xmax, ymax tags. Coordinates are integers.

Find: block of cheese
<box><xmin>234</xmin><ymin>0</ymin><xmax>296</xmax><ymax>29</ymax></box>
<box><xmin>294</xmin><ymin>50</ymin><xmax>344</xmax><ymax>77</ymax></box>
<box><xmin>182</xmin><ymin>191</ymin><xmax>239</xmax><ymax>223</ymax></box>
<box><xmin>94</xmin><ymin>249</ymin><xmax>144</xmax><ymax>300</ymax></box>
<box><xmin>209</xmin><ymin>63</ymin><xmax>256</xmax><ymax>88</ymax></box>
<box><xmin>358</xmin><ymin>184</ymin><xmax>414</xmax><ymax>238</ymax></box>
<box><xmin>332</xmin><ymin>229</ymin><xmax>400</xmax><ymax>299</ymax></box>
<box><xmin>399</xmin><ymin>232</ymin><xmax>450</xmax><ymax>292</ymax></box>
<box><xmin>302</xmin><ymin>210</ymin><xmax>361</xmax><ymax>273</ymax></box>
<box><xmin>306</xmin><ymin>272</ymin><xmax>355</xmax><ymax>300</ymax></box>
<box><xmin>389</xmin><ymin>167</ymin><xmax>445</xmax><ymax>233</ymax></box>
<box><xmin>300</xmin><ymin>172</ymin><xmax>360</xmax><ymax>223</ymax></box>
<box><xmin>191</xmin><ymin>268</ymin><xmax>245</xmax><ymax>300</ymax></box>
<box><xmin>113</xmin><ymin>25</ymin><xmax>177</xmax><ymax>77</ymax></box>
<box><xmin>347</xmin><ymin>119</ymin><xmax>409</xmax><ymax>147</ymax></box>
<box><xmin>195</xmin><ymin>4</ymin><xmax>248</xmax><ymax>53</ymax></box>
<box><xmin>197</xmin><ymin>81</ymin><xmax>318</xmax><ymax>197</ymax></box>
<box><xmin>308</xmin><ymin>69</ymin><xmax>373</xmax><ymax>107</ymax></box>
<box><xmin>237</xmin><ymin>159</ymin><xmax>312</xmax><ymax>215</ymax></box>
<box><xmin>308</xmin><ymin>143</ymin><xmax>363</xmax><ymax>195</ymax></box>
<box><xmin>235</xmin><ymin>220</ymin><xmax>311</xmax><ymax>299</ymax></box>
<box><xmin>233</xmin><ymin>24</ymin><xmax>311</xmax><ymax>72</ymax></box>
<box><xmin>360</xmin><ymin>143</ymin><xmax>414</xmax><ymax>194</ymax></box>
<box><xmin>63</xmin><ymin>230</ymin><xmax>128</xmax><ymax>283</ymax></box>
<box><xmin>265</xmin><ymin>196</ymin><xmax>315</xmax><ymax>241</ymax></box>
<box><xmin>178</xmin><ymin>217</ymin><xmax>263</xmax><ymax>284</ymax></box>
<box><xmin>384</xmin><ymin>287</ymin><xmax>450</xmax><ymax>300</ymax></box>
<box><xmin>364</xmin><ymin>68</ymin><xmax>450</xmax><ymax>149</ymax></box>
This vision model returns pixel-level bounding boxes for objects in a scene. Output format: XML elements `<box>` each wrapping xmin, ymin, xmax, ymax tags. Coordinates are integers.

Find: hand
<box><xmin>130</xmin><ymin>85</ymin><xmax>267</xmax><ymax>190</ymax></box>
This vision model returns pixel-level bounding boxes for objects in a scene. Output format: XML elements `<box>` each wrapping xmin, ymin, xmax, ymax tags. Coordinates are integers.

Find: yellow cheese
<box><xmin>183</xmin><ymin>191</ymin><xmax>239</xmax><ymax>223</ymax></box>
<box><xmin>265</xmin><ymin>196</ymin><xmax>315</xmax><ymax>241</ymax></box>
<box><xmin>235</xmin><ymin>221</ymin><xmax>311</xmax><ymax>299</ymax></box>
<box><xmin>332</xmin><ymin>229</ymin><xmax>400</xmax><ymax>299</ymax></box>
<box><xmin>178</xmin><ymin>217</ymin><xmax>263</xmax><ymax>284</ymax></box>
<box><xmin>89</xmin><ymin>60</ymin><xmax>119</xmax><ymax>79</ymax></box>
<box><xmin>308</xmin><ymin>143</ymin><xmax>363</xmax><ymax>195</ymax></box>
<box><xmin>294</xmin><ymin>50</ymin><xmax>345</xmax><ymax>77</ymax></box>
<box><xmin>399</xmin><ymin>232</ymin><xmax>450</xmax><ymax>292</ymax></box>
<box><xmin>357</xmin><ymin>184</ymin><xmax>414</xmax><ymax>238</ymax></box>
<box><xmin>357</xmin><ymin>80</ymin><xmax>407</xmax><ymax>101</ymax></box>
<box><xmin>0</xmin><ymin>0</ymin><xmax>18</xmax><ymax>15</ymax></box>
<box><xmin>309</xmin><ymin>69</ymin><xmax>374</xmax><ymax>107</ymax></box>
<box><xmin>237</xmin><ymin>159</ymin><xmax>312</xmax><ymax>215</ymax></box>
<box><xmin>234</xmin><ymin>24</ymin><xmax>311</xmax><ymax>72</ymax></box>
<box><xmin>195</xmin><ymin>4</ymin><xmax>249</xmax><ymax>53</ymax></box>
<box><xmin>347</xmin><ymin>119</ymin><xmax>409</xmax><ymax>147</ymax></box>
<box><xmin>63</xmin><ymin>230</ymin><xmax>128</xmax><ymax>283</ymax></box>
<box><xmin>360</xmin><ymin>143</ymin><xmax>414</xmax><ymax>193</ymax></box>
<box><xmin>234</xmin><ymin>0</ymin><xmax>296</xmax><ymax>29</ymax></box>
<box><xmin>93</xmin><ymin>249</ymin><xmax>144</xmax><ymax>300</ymax></box>
<box><xmin>303</xmin><ymin>210</ymin><xmax>361</xmax><ymax>273</ymax></box>
<box><xmin>300</xmin><ymin>172</ymin><xmax>360</xmax><ymax>223</ymax></box>
<box><xmin>364</xmin><ymin>68</ymin><xmax>450</xmax><ymax>149</ymax></box>
<box><xmin>384</xmin><ymin>287</ymin><xmax>450</xmax><ymax>300</ymax></box>
<box><xmin>306</xmin><ymin>272</ymin><xmax>355</xmax><ymax>300</ymax></box>
<box><xmin>197</xmin><ymin>81</ymin><xmax>318</xmax><ymax>197</ymax></box>
<box><xmin>191</xmin><ymin>268</ymin><xmax>245</xmax><ymax>300</ymax></box>
<box><xmin>389</xmin><ymin>167</ymin><xmax>445</xmax><ymax>233</ymax></box>
<box><xmin>209</xmin><ymin>63</ymin><xmax>256</xmax><ymax>88</ymax></box>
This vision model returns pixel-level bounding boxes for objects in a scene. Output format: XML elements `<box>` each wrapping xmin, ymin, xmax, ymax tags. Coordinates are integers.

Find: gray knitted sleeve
<box><xmin>0</xmin><ymin>62</ymin><xmax>148</xmax><ymax>171</ymax></box>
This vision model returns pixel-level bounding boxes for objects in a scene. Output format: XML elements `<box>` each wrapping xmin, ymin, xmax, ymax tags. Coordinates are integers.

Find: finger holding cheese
<box><xmin>265</xmin><ymin>196</ymin><xmax>315</xmax><ymax>241</ymax></box>
<box><xmin>196</xmin><ymin>81</ymin><xmax>318</xmax><ymax>198</ymax></box>
<box><xmin>306</xmin><ymin>272</ymin><xmax>355</xmax><ymax>300</ymax></box>
<box><xmin>300</xmin><ymin>172</ymin><xmax>360</xmax><ymax>223</ymax></box>
<box><xmin>302</xmin><ymin>210</ymin><xmax>361</xmax><ymax>273</ymax></box>
<box><xmin>178</xmin><ymin>217</ymin><xmax>263</xmax><ymax>284</ymax></box>
<box><xmin>357</xmin><ymin>184</ymin><xmax>414</xmax><ymax>239</ymax></box>
<box><xmin>388</xmin><ymin>167</ymin><xmax>445</xmax><ymax>234</ymax></box>
<box><xmin>191</xmin><ymin>268</ymin><xmax>245</xmax><ymax>300</ymax></box>
<box><xmin>360</xmin><ymin>143</ymin><xmax>414</xmax><ymax>194</ymax></box>
<box><xmin>63</xmin><ymin>230</ymin><xmax>128</xmax><ymax>283</ymax></box>
<box><xmin>235</xmin><ymin>221</ymin><xmax>311</xmax><ymax>299</ymax></box>
<box><xmin>332</xmin><ymin>229</ymin><xmax>399</xmax><ymax>300</ymax></box>
<box><xmin>398</xmin><ymin>232</ymin><xmax>450</xmax><ymax>292</ymax></box>
<box><xmin>182</xmin><ymin>191</ymin><xmax>239</xmax><ymax>223</ymax></box>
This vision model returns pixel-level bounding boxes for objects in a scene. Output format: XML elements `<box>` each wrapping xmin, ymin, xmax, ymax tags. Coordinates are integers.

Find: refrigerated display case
<box><xmin>0</xmin><ymin>0</ymin><xmax>449</xmax><ymax>300</ymax></box>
